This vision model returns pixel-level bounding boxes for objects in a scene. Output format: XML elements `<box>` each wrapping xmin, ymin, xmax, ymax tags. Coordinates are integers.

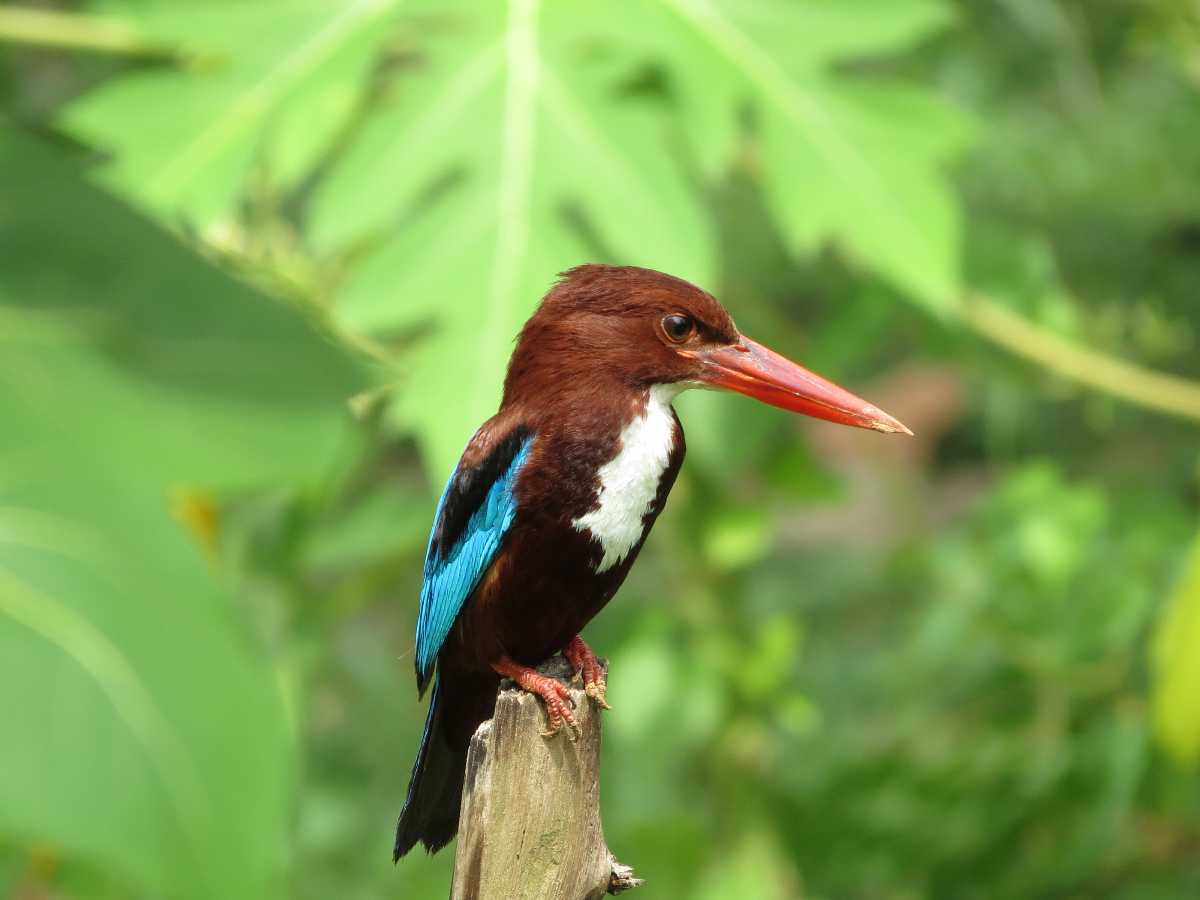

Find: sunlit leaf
<box><xmin>63</xmin><ymin>0</ymin><xmax>404</xmax><ymax>229</ymax></box>
<box><xmin>310</xmin><ymin>0</ymin><xmax>715</xmax><ymax>475</ymax></box>
<box><xmin>1152</xmin><ymin>532</ymin><xmax>1200</xmax><ymax>767</ymax></box>
<box><xmin>606</xmin><ymin>0</ymin><xmax>972</xmax><ymax>312</ymax></box>
<box><xmin>58</xmin><ymin>1</ymin><xmax>966</xmax><ymax>477</ymax></box>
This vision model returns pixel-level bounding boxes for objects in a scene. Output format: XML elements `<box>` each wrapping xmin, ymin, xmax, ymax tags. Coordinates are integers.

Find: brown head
<box><xmin>503</xmin><ymin>264</ymin><xmax>911</xmax><ymax>434</ymax></box>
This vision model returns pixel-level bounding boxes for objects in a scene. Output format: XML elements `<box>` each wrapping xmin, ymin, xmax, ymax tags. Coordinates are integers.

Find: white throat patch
<box><xmin>573</xmin><ymin>383</ymin><xmax>681</xmax><ymax>573</ymax></box>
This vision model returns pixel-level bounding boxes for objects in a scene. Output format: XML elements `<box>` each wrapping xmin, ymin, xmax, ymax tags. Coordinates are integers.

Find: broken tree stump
<box><xmin>450</xmin><ymin>654</ymin><xmax>642</xmax><ymax>900</ymax></box>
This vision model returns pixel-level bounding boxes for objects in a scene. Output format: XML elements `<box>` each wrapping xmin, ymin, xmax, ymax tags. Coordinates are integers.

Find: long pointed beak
<box><xmin>685</xmin><ymin>336</ymin><xmax>912</xmax><ymax>435</ymax></box>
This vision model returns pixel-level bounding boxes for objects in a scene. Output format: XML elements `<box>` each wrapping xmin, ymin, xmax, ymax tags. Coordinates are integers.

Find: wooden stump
<box><xmin>450</xmin><ymin>655</ymin><xmax>642</xmax><ymax>900</ymax></box>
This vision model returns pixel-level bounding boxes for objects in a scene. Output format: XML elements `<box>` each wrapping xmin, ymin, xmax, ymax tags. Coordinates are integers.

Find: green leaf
<box><xmin>1152</xmin><ymin>531</ymin><xmax>1200</xmax><ymax>767</ymax></box>
<box><xmin>62</xmin><ymin>0</ymin><xmax>404</xmax><ymax>229</ymax></box>
<box><xmin>57</xmin><ymin>0</ymin><xmax>968</xmax><ymax>476</ymax></box>
<box><xmin>59</xmin><ymin>1</ymin><xmax>717</xmax><ymax>475</ymax></box>
<box><xmin>0</xmin><ymin>130</ymin><xmax>361</xmax><ymax>899</ymax></box>
<box><xmin>610</xmin><ymin>0</ymin><xmax>972</xmax><ymax>311</ymax></box>
<box><xmin>0</xmin><ymin>132</ymin><xmax>361</xmax><ymax>488</ymax></box>
<box><xmin>311</xmin><ymin>0</ymin><xmax>715</xmax><ymax>476</ymax></box>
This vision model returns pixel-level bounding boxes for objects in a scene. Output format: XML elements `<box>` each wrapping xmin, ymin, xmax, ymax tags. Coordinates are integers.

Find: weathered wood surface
<box><xmin>450</xmin><ymin>655</ymin><xmax>642</xmax><ymax>900</ymax></box>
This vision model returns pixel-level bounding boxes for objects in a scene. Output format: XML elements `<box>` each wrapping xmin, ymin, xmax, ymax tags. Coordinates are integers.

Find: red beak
<box><xmin>685</xmin><ymin>336</ymin><xmax>912</xmax><ymax>435</ymax></box>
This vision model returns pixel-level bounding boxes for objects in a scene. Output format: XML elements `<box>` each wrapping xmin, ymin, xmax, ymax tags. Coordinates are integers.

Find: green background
<box><xmin>3</xmin><ymin>1</ymin><xmax>1200</xmax><ymax>897</ymax></box>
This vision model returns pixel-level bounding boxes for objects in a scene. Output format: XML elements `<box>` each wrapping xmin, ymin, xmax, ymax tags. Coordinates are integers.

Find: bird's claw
<box><xmin>585</xmin><ymin>678</ymin><xmax>612</xmax><ymax>710</ymax></box>
<box><xmin>538</xmin><ymin>678</ymin><xmax>581</xmax><ymax>740</ymax></box>
<box><xmin>492</xmin><ymin>656</ymin><xmax>582</xmax><ymax>740</ymax></box>
<box><xmin>564</xmin><ymin>635</ymin><xmax>612</xmax><ymax>711</ymax></box>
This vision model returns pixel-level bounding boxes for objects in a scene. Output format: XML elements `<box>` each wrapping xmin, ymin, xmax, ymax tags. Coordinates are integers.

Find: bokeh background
<box><xmin>3</xmin><ymin>1</ymin><xmax>1200</xmax><ymax>898</ymax></box>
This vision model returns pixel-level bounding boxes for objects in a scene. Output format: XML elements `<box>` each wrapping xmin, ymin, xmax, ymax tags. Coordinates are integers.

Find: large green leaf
<box><xmin>59</xmin><ymin>0</ymin><xmax>967</xmax><ymax>476</ymax></box>
<box><xmin>606</xmin><ymin>0</ymin><xmax>972</xmax><ymax>311</ymax></box>
<box><xmin>309</xmin><ymin>0</ymin><xmax>968</xmax><ymax>473</ymax></box>
<box><xmin>0</xmin><ymin>131</ymin><xmax>361</xmax><ymax>899</ymax></box>
<box><xmin>310</xmin><ymin>0</ymin><xmax>715</xmax><ymax>475</ymax></box>
<box><xmin>63</xmin><ymin>0</ymin><xmax>404</xmax><ymax>229</ymax></box>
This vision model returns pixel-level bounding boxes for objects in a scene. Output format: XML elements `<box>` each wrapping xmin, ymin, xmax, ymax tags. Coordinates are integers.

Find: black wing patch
<box><xmin>430</xmin><ymin>424</ymin><xmax>533</xmax><ymax>560</ymax></box>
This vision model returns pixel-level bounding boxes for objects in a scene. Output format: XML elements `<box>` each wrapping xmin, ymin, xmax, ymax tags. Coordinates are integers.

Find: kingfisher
<box><xmin>393</xmin><ymin>264</ymin><xmax>910</xmax><ymax>858</ymax></box>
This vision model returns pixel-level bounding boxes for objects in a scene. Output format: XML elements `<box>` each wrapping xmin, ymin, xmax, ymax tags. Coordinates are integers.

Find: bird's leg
<box><xmin>492</xmin><ymin>656</ymin><xmax>581</xmax><ymax>740</ymax></box>
<box><xmin>563</xmin><ymin>635</ymin><xmax>611</xmax><ymax>710</ymax></box>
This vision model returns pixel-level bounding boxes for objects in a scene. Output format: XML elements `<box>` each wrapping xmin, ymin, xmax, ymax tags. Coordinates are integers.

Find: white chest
<box><xmin>572</xmin><ymin>384</ymin><xmax>679</xmax><ymax>573</ymax></box>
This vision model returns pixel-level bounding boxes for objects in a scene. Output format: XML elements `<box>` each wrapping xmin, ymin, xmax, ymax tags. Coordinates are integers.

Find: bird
<box><xmin>393</xmin><ymin>264</ymin><xmax>910</xmax><ymax>859</ymax></box>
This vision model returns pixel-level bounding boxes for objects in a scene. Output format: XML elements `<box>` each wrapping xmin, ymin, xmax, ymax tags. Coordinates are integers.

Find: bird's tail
<box><xmin>393</xmin><ymin>678</ymin><xmax>461</xmax><ymax>858</ymax></box>
<box><xmin>393</xmin><ymin>671</ymin><xmax>497</xmax><ymax>860</ymax></box>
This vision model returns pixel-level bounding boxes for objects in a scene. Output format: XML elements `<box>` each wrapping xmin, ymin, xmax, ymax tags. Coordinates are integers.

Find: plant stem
<box><xmin>964</xmin><ymin>293</ymin><xmax>1200</xmax><ymax>423</ymax></box>
<box><xmin>0</xmin><ymin>7</ymin><xmax>176</xmax><ymax>60</ymax></box>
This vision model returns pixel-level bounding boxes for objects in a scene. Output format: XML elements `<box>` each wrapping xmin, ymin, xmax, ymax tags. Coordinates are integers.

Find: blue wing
<box><xmin>414</xmin><ymin>428</ymin><xmax>534</xmax><ymax>692</ymax></box>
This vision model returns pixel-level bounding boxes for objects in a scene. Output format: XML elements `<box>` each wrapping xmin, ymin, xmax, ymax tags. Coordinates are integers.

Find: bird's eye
<box><xmin>662</xmin><ymin>314</ymin><xmax>695</xmax><ymax>343</ymax></box>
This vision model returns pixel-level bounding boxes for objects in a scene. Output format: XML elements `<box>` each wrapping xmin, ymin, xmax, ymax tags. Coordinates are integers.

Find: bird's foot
<box><xmin>564</xmin><ymin>635</ymin><xmax>611</xmax><ymax>710</ymax></box>
<box><xmin>492</xmin><ymin>656</ymin><xmax>581</xmax><ymax>740</ymax></box>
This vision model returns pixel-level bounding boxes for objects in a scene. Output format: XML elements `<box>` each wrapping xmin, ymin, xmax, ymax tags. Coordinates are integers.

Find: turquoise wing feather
<box><xmin>414</xmin><ymin>430</ymin><xmax>533</xmax><ymax>692</ymax></box>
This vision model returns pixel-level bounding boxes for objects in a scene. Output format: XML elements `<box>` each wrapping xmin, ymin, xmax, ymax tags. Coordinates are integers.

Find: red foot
<box><xmin>492</xmin><ymin>656</ymin><xmax>580</xmax><ymax>739</ymax></box>
<box><xmin>564</xmin><ymin>636</ymin><xmax>611</xmax><ymax>710</ymax></box>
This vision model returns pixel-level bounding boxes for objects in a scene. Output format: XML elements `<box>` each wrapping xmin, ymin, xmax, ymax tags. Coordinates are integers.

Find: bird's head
<box><xmin>506</xmin><ymin>264</ymin><xmax>911</xmax><ymax>435</ymax></box>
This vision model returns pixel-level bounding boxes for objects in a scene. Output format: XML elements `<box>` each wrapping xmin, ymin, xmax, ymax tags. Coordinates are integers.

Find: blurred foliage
<box><xmin>0</xmin><ymin>129</ymin><xmax>361</xmax><ymax>900</ymax></box>
<box><xmin>2</xmin><ymin>1</ymin><xmax>1200</xmax><ymax>899</ymax></box>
